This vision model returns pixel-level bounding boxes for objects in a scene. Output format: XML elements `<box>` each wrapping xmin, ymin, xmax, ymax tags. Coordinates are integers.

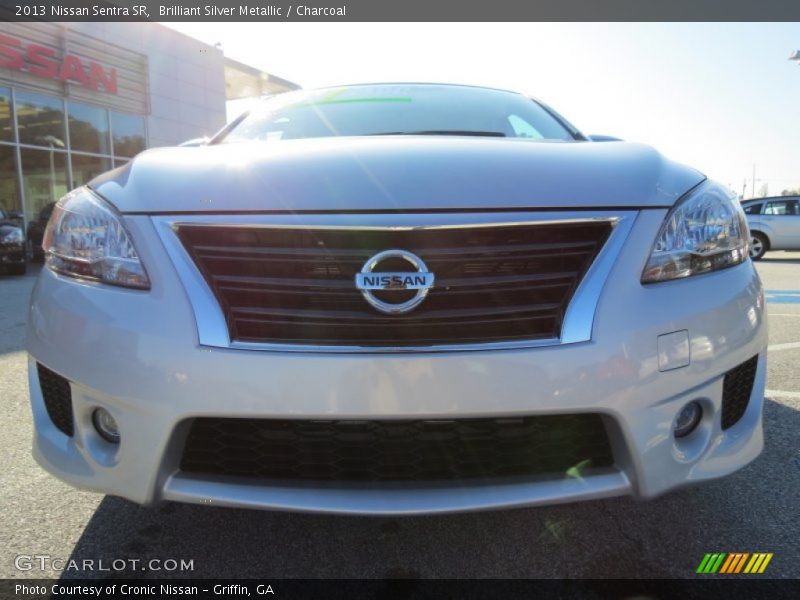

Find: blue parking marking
<box><xmin>765</xmin><ymin>290</ymin><xmax>800</xmax><ymax>304</ymax></box>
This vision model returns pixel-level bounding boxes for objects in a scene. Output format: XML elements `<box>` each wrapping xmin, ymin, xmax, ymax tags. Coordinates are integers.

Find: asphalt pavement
<box><xmin>1</xmin><ymin>256</ymin><xmax>799</xmax><ymax>580</ymax></box>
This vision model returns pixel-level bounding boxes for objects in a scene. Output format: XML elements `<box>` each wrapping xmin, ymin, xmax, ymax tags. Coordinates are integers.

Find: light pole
<box><xmin>35</xmin><ymin>135</ymin><xmax>65</xmax><ymax>204</ymax></box>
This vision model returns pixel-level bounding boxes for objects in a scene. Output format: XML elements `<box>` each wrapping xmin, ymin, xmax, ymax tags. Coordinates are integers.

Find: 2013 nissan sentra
<box><xmin>27</xmin><ymin>84</ymin><xmax>767</xmax><ymax>514</ymax></box>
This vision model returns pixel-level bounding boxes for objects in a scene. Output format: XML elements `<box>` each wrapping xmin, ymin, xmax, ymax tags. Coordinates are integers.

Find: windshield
<box><xmin>217</xmin><ymin>84</ymin><xmax>576</xmax><ymax>143</ymax></box>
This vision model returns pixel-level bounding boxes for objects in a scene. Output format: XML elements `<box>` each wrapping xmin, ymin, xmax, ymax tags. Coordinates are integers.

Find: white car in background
<box><xmin>742</xmin><ymin>196</ymin><xmax>800</xmax><ymax>260</ymax></box>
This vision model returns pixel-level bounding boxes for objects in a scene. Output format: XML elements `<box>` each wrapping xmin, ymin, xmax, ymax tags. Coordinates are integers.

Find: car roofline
<box><xmin>293</xmin><ymin>81</ymin><xmax>527</xmax><ymax>96</ymax></box>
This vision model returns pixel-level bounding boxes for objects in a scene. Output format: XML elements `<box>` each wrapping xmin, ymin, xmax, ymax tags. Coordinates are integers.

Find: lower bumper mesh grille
<box><xmin>37</xmin><ymin>363</ymin><xmax>74</xmax><ymax>437</ymax></box>
<box><xmin>721</xmin><ymin>355</ymin><xmax>759</xmax><ymax>430</ymax></box>
<box><xmin>180</xmin><ymin>415</ymin><xmax>614</xmax><ymax>483</ymax></box>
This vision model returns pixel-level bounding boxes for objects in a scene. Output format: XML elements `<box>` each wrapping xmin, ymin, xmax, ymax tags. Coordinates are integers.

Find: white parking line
<box><xmin>767</xmin><ymin>341</ymin><xmax>800</xmax><ymax>352</ymax></box>
<box><xmin>766</xmin><ymin>389</ymin><xmax>800</xmax><ymax>399</ymax></box>
<box><xmin>768</xmin><ymin>313</ymin><xmax>800</xmax><ymax>317</ymax></box>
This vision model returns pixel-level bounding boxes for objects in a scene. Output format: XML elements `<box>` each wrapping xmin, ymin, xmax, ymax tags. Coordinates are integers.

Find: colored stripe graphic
<box><xmin>697</xmin><ymin>552</ymin><xmax>773</xmax><ymax>574</ymax></box>
<box><xmin>733</xmin><ymin>553</ymin><xmax>750</xmax><ymax>573</ymax></box>
<box><xmin>719</xmin><ymin>554</ymin><xmax>736</xmax><ymax>574</ymax></box>
<box><xmin>744</xmin><ymin>553</ymin><xmax>774</xmax><ymax>574</ymax></box>
<box><xmin>745</xmin><ymin>554</ymin><xmax>761</xmax><ymax>573</ymax></box>
<box><xmin>719</xmin><ymin>553</ymin><xmax>749</xmax><ymax>573</ymax></box>
<box><xmin>697</xmin><ymin>553</ymin><xmax>727</xmax><ymax>573</ymax></box>
<box><xmin>696</xmin><ymin>553</ymin><xmax>713</xmax><ymax>573</ymax></box>
<box><xmin>759</xmin><ymin>554</ymin><xmax>773</xmax><ymax>573</ymax></box>
<box><xmin>710</xmin><ymin>553</ymin><xmax>726</xmax><ymax>573</ymax></box>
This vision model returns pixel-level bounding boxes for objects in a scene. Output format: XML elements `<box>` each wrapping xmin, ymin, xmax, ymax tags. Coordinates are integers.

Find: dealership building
<box><xmin>0</xmin><ymin>22</ymin><xmax>299</xmax><ymax>229</ymax></box>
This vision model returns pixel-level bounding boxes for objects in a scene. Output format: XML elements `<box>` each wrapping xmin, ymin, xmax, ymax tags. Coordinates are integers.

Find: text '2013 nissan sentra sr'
<box><xmin>27</xmin><ymin>84</ymin><xmax>767</xmax><ymax>514</ymax></box>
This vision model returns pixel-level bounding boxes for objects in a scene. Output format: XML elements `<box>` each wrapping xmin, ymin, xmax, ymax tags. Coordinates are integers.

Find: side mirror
<box><xmin>178</xmin><ymin>136</ymin><xmax>210</xmax><ymax>147</ymax></box>
<box><xmin>588</xmin><ymin>134</ymin><xmax>623</xmax><ymax>142</ymax></box>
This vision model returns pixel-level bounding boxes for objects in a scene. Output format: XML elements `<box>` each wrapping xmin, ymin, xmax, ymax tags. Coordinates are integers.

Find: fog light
<box><xmin>92</xmin><ymin>408</ymin><xmax>120</xmax><ymax>443</ymax></box>
<box><xmin>674</xmin><ymin>401</ymin><xmax>702</xmax><ymax>438</ymax></box>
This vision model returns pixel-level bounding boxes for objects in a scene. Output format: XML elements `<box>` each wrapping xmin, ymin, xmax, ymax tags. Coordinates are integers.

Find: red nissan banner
<box><xmin>0</xmin><ymin>33</ymin><xmax>118</xmax><ymax>94</ymax></box>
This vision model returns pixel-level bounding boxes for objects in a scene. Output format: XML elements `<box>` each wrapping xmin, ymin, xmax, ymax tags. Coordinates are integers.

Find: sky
<box><xmin>167</xmin><ymin>22</ymin><xmax>800</xmax><ymax>197</ymax></box>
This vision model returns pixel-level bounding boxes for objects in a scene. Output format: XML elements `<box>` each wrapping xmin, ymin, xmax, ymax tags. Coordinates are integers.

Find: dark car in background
<box><xmin>741</xmin><ymin>196</ymin><xmax>800</xmax><ymax>260</ymax></box>
<box><xmin>0</xmin><ymin>207</ymin><xmax>26</xmax><ymax>275</ymax></box>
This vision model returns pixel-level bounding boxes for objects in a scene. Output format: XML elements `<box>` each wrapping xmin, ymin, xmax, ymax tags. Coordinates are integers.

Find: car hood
<box><xmin>91</xmin><ymin>137</ymin><xmax>705</xmax><ymax>213</ymax></box>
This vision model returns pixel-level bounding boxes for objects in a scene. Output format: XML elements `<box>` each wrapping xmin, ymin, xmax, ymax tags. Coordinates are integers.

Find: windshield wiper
<box><xmin>370</xmin><ymin>130</ymin><xmax>506</xmax><ymax>137</ymax></box>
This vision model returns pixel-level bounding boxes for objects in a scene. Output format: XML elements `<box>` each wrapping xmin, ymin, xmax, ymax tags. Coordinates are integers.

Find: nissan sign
<box><xmin>0</xmin><ymin>34</ymin><xmax>118</xmax><ymax>94</ymax></box>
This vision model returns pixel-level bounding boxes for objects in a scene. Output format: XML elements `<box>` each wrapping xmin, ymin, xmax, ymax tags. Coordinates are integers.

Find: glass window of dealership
<box><xmin>0</xmin><ymin>86</ymin><xmax>145</xmax><ymax>222</ymax></box>
<box><xmin>1</xmin><ymin>22</ymin><xmax>299</xmax><ymax>228</ymax></box>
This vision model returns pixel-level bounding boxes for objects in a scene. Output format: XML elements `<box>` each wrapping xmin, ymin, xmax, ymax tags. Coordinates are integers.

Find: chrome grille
<box><xmin>176</xmin><ymin>220</ymin><xmax>612</xmax><ymax>347</ymax></box>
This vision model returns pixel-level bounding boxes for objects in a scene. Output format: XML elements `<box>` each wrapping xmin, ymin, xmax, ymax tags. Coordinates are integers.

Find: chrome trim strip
<box><xmin>561</xmin><ymin>213</ymin><xmax>636</xmax><ymax>344</ymax></box>
<box><xmin>152</xmin><ymin>211</ymin><xmax>637</xmax><ymax>354</ymax></box>
<box><xmin>161</xmin><ymin>469</ymin><xmax>631</xmax><ymax>515</ymax></box>
<box><xmin>165</xmin><ymin>217</ymin><xmax>615</xmax><ymax>231</ymax></box>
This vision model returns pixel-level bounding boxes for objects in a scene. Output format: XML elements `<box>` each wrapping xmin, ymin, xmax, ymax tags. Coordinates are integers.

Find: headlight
<box><xmin>0</xmin><ymin>228</ymin><xmax>23</xmax><ymax>244</ymax></box>
<box><xmin>642</xmin><ymin>181</ymin><xmax>749</xmax><ymax>283</ymax></box>
<box><xmin>42</xmin><ymin>187</ymin><xmax>150</xmax><ymax>289</ymax></box>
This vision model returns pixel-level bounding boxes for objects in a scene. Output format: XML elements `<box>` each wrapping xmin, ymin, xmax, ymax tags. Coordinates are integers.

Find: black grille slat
<box><xmin>180</xmin><ymin>224</ymin><xmax>608</xmax><ymax>250</ymax></box>
<box><xmin>177</xmin><ymin>221</ymin><xmax>611</xmax><ymax>347</ymax></box>
<box><xmin>191</xmin><ymin>239</ymin><xmax>599</xmax><ymax>258</ymax></box>
<box><xmin>213</xmin><ymin>270</ymin><xmax>579</xmax><ymax>291</ymax></box>
<box><xmin>36</xmin><ymin>363</ymin><xmax>74</xmax><ymax>437</ymax></box>
<box><xmin>180</xmin><ymin>415</ymin><xmax>615</xmax><ymax>482</ymax></box>
<box><xmin>721</xmin><ymin>355</ymin><xmax>759</xmax><ymax>430</ymax></box>
<box><xmin>230</xmin><ymin>302</ymin><xmax>562</xmax><ymax>322</ymax></box>
<box><xmin>196</xmin><ymin>254</ymin><xmax>596</xmax><ymax>281</ymax></box>
<box><xmin>231</xmin><ymin>315</ymin><xmax>559</xmax><ymax>345</ymax></box>
<box><xmin>214</xmin><ymin>283</ymin><xmax>573</xmax><ymax>307</ymax></box>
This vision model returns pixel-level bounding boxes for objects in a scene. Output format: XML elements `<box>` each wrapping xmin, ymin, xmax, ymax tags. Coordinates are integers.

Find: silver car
<box><xmin>27</xmin><ymin>83</ymin><xmax>767</xmax><ymax>514</ymax></box>
<box><xmin>742</xmin><ymin>196</ymin><xmax>800</xmax><ymax>260</ymax></box>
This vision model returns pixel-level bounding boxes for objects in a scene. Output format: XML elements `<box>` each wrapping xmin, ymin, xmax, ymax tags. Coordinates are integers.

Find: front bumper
<box><xmin>27</xmin><ymin>210</ymin><xmax>768</xmax><ymax>514</ymax></box>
